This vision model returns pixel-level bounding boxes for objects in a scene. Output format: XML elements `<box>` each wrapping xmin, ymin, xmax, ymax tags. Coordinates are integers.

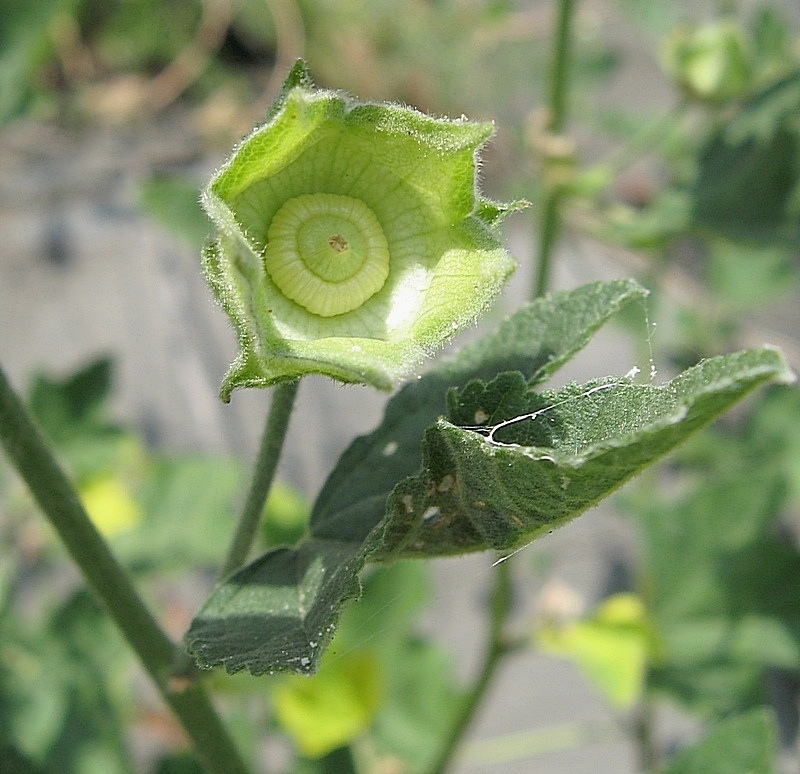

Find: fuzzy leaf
<box><xmin>309</xmin><ymin>278</ymin><xmax>648</xmax><ymax>545</ymax></box>
<box><xmin>186</xmin><ymin>539</ymin><xmax>364</xmax><ymax>675</ymax></box>
<box><xmin>186</xmin><ymin>281</ymin><xmax>645</xmax><ymax>673</ymax></box>
<box><xmin>185</xmin><ymin>283</ymin><xmax>792</xmax><ymax>675</ymax></box>
<box><xmin>378</xmin><ymin>348</ymin><xmax>793</xmax><ymax>557</ymax></box>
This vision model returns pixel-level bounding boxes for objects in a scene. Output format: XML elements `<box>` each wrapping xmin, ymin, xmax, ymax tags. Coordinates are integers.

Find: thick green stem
<box><xmin>219</xmin><ymin>379</ymin><xmax>299</xmax><ymax>579</ymax></box>
<box><xmin>431</xmin><ymin>559</ymin><xmax>514</xmax><ymax>774</ymax></box>
<box><xmin>533</xmin><ymin>0</ymin><xmax>576</xmax><ymax>299</ymax></box>
<box><xmin>547</xmin><ymin>0</ymin><xmax>575</xmax><ymax>133</ymax></box>
<box><xmin>0</xmin><ymin>364</ymin><xmax>251</xmax><ymax>774</ymax></box>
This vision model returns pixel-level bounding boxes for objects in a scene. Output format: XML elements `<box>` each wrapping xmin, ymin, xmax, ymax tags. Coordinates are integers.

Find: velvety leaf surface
<box><xmin>309</xmin><ymin>278</ymin><xmax>649</xmax><ymax>544</ymax></box>
<box><xmin>186</xmin><ymin>280</ymin><xmax>645</xmax><ymax>673</ymax></box>
<box><xmin>187</xmin><ymin>539</ymin><xmax>364</xmax><ymax>674</ymax></box>
<box><xmin>378</xmin><ymin>347</ymin><xmax>792</xmax><ymax>558</ymax></box>
<box><xmin>185</xmin><ymin>283</ymin><xmax>793</xmax><ymax>675</ymax></box>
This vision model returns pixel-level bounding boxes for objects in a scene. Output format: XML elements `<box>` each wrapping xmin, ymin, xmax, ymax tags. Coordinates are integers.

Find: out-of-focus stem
<box><xmin>0</xmin><ymin>363</ymin><xmax>251</xmax><ymax>774</ymax></box>
<box><xmin>533</xmin><ymin>0</ymin><xmax>576</xmax><ymax>299</ymax></box>
<box><xmin>430</xmin><ymin>559</ymin><xmax>513</xmax><ymax>774</ymax></box>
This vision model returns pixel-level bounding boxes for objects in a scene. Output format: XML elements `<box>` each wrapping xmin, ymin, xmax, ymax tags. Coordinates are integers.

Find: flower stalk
<box><xmin>219</xmin><ymin>379</ymin><xmax>299</xmax><ymax>579</ymax></box>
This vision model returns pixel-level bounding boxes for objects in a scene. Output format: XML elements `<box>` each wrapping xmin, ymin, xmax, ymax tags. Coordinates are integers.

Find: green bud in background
<box><xmin>662</xmin><ymin>20</ymin><xmax>752</xmax><ymax>104</ymax></box>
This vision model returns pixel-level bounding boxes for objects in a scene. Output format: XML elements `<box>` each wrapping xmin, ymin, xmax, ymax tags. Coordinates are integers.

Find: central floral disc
<box><xmin>263</xmin><ymin>193</ymin><xmax>390</xmax><ymax>317</ymax></box>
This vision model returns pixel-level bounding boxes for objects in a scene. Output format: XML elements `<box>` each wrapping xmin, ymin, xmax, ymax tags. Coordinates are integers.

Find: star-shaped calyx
<box><xmin>202</xmin><ymin>60</ymin><xmax>520</xmax><ymax>398</ymax></box>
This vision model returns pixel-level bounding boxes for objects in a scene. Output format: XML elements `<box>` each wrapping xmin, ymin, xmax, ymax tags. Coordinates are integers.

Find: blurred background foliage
<box><xmin>1</xmin><ymin>0</ymin><xmax>800</xmax><ymax>772</ymax></box>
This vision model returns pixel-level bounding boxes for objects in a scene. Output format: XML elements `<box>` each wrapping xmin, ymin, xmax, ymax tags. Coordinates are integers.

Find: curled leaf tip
<box><xmin>202</xmin><ymin>61</ymin><xmax>517</xmax><ymax>394</ymax></box>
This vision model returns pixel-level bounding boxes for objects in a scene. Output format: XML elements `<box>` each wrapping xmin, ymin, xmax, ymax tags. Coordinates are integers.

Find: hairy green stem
<box><xmin>533</xmin><ymin>0</ymin><xmax>576</xmax><ymax>299</ymax></box>
<box><xmin>0</xmin><ymin>364</ymin><xmax>251</xmax><ymax>774</ymax></box>
<box><xmin>219</xmin><ymin>379</ymin><xmax>299</xmax><ymax>579</ymax></box>
<box><xmin>431</xmin><ymin>559</ymin><xmax>513</xmax><ymax>774</ymax></box>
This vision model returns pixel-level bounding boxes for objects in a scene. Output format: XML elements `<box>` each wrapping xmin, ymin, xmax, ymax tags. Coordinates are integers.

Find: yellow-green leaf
<box><xmin>79</xmin><ymin>474</ymin><xmax>141</xmax><ymax>537</ymax></box>
<box><xmin>271</xmin><ymin>650</ymin><xmax>381</xmax><ymax>758</ymax></box>
<box><xmin>538</xmin><ymin>593</ymin><xmax>653</xmax><ymax>709</ymax></box>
